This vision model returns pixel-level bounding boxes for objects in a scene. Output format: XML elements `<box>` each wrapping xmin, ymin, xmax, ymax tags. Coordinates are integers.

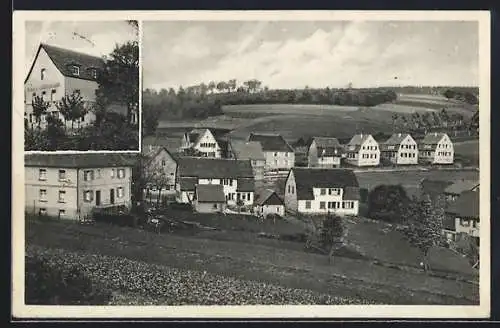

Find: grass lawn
<box><xmin>454</xmin><ymin>140</ymin><xmax>480</xmax><ymax>166</ymax></box>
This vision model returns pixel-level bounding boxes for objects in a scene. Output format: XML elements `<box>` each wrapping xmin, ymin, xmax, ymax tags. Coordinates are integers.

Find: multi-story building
<box><xmin>142</xmin><ymin>147</ymin><xmax>178</xmax><ymax>202</ymax></box>
<box><xmin>419</xmin><ymin>132</ymin><xmax>454</xmax><ymax>164</ymax></box>
<box><xmin>284</xmin><ymin>167</ymin><xmax>360</xmax><ymax>216</ymax></box>
<box><xmin>25</xmin><ymin>153</ymin><xmax>134</xmax><ymax>219</ymax></box>
<box><xmin>248</xmin><ymin>133</ymin><xmax>295</xmax><ymax>173</ymax></box>
<box><xmin>228</xmin><ymin>140</ymin><xmax>266</xmax><ymax>180</ymax></box>
<box><xmin>380</xmin><ymin>133</ymin><xmax>419</xmax><ymax>165</ymax></box>
<box><xmin>443</xmin><ymin>190</ymin><xmax>480</xmax><ymax>246</ymax></box>
<box><xmin>344</xmin><ymin>134</ymin><xmax>380</xmax><ymax>167</ymax></box>
<box><xmin>307</xmin><ymin>137</ymin><xmax>343</xmax><ymax>168</ymax></box>
<box><xmin>181</xmin><ymin>128</ymin><xmax>223</xmax><ymax>158</ymax></box>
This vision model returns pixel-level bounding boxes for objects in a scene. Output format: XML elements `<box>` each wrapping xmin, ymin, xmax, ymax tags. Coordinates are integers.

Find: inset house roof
<box><xmin>25</xmin><ymin>153</ymin><xmax>137</xmax><ymax>168</ymax></box>
<box><xmin>291</xmin><ymin>168</ymin><xmax>359</xmax><ymax>200</ymax></box>
<box><xmin>255</xmin><ymin>189</ymin><xmax>284</xmax><ymax>206</ymax></box>
<box><xmin>26</xmin><ymin>43</ymin><xmax>105</xmax><ymax>83</ymax></box>
<box><xmin>195</xmin><ymin>184</ymin><xmax>226</xmax><ymax>203</ymax></box>
<box><xmin>444</xmin><ymin>180</ymin><xmax>479</xmax><ymax>196</ymax></box>
<box><xmin>177</xmin><ymin>157</ymin><xmax>253</xmax><ymax>179</ymax></box>
<box><xmin>248</xmin><ymin>133</ymin><xmax>294</xmax><ymax>152</ymax></box>
<box><xmin>311</xmin><ymin>137</ymin><xmax>343</xmax><ymax>157</ymax></box>
<box><xmin>445</xmin><ymin>190</ymin><xmax>480</xmax><ymax>219</ymax></box>
<box><xmin>230</xmin><ymin>140</ymin><xmax>265</xmax><ymax>161</ymax></box>
<box><xmin>420</xmin><ymin>132</ymin><xmax>448</xmax><ymax>145</ymax></box>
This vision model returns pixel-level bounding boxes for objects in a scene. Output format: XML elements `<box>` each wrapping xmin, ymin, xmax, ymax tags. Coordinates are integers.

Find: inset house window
<box><xmin>83</xmin><ymin>170</ymin><xmax>94</xmax><ymax>181</ymax></box>
<box><xmin>305</xmin><ymin>201</ymin><xmax>311</xmax><ymax>209</ymax></box>
<box><xmin>70</xmin><ymin>65</ymin><xmax>80</xmax><ymax>76</ymax></box>
<box><xmin>39</xmin><ymin>169</ymin><xmax>47</xmax><ymax>181</ymax></box>
<box><xmin>41</xmin><ymin>68</ymin><xmax>46</xmax><ymax>80</ymax></box>
<box><xmin>117</xmin><ymin>187</ymin><xmax>124</xmax><ymax>198</ymax></box>
<box><xmin>58</xmin><ymin>169</ymin><xmax>66</xmax><ymax>181</ymax></box>
<box><xmin>58</xmin><ymin>190</ymin><xmax>66</xmax><ymax>203</ymax></box>
<box><xmin>39</xmin><ymin>189</ymin><xmax>47</xmax><ymax>202</ymax></box>
<box><xmin>84</xmin><ymin>190</ymin><xmax>94</xmax><ymax>203</ymax></box>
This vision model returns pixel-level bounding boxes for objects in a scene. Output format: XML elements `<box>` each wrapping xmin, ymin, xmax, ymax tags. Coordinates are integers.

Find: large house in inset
<box><xmin>24</xmin><ymin>43</ymin><xmax>138</xmax><ymax>130</ymax></box>
<box><xmin>380</xmin><ymin>133</ymin><xmax>419</xmax><ymax>165</ymax></box>
<box><xmin>181</xmin><ymin>128</ymin><xmax>223</xmax><ymax>158</ymax></box>
<box><xmin>25</xmin><ymin>153</ymin><xmax>135</xmax><ymax>219</ymax></box>
<box><xmin>228</xmin><ymin>140</ymin><xmax>266</xmax><ymax>180</ymax></box>
<box><xmin>419</xmin><ymin>132</ymin><xmax>454</xmax><ymax>164</ymax></box>
<box><xmin>175</xmin><ymin>158</ymin><xmax>255</xmax><ymax>209</ymax></box>
<box><xmin>248</xmin><ymin>133</ymin><xmax>295</xmax><ymax>172</ymax></box>
<box><xmin>284</xmin><ymin>167</ymin><xmax>360</xmax><ymax>216</ymax></box>
<box><xmin>307</xmin><ymin>137</ymin><xmax>343</xmax><ymax>168</ymax></box>
<box><xmin>344</xmin><ymin>134</ymin><xmax>380</xmax><ymax>167</ymax></box>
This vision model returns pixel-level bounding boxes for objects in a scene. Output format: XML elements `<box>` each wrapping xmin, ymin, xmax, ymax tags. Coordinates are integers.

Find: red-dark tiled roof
<box><xmin>249</xmin><ymin>133</ymin><xmax>294</xmax><ymax>152</ymax></box>
<box><xmin>291</xmin><ymin>168</ymin><xmax>359</xmax><ymax>200</ymax></box>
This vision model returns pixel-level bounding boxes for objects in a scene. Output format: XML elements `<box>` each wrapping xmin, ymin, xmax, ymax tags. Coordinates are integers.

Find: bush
<box><xmin>25</xmin><ymin>254</ymin><xmax>112</xmax><ymax>305</ymax></box>
<box><xmin>168</xmin><ymin>203</ymin><xmax>193</xmax><ymax>211</ymax></box>
<box><xmin>367</xmin><ymin>185</ymin><xmax>410</xmax><ymax>224</ymax></box>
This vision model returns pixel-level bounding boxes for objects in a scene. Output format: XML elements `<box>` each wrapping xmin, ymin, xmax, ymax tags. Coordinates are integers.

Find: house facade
<box><xmin>142</xmin><ymin>147</ymin><xmax>178</xmax><ymax>203</ymax></box>
<box><xmin>254</xmin><ymin>189</ymin><xmax>285</xmax><ymax>218</ymax></box>
<box><xmin>344</xmin><ymin>134</ymin><xmax>380</xmax><ymax>167</ymax></box>
<box><xmin>142</xmin><ymin>135</ymin><xmax>183</xmax><ymax>155</ymax></box>
<box><xmin>228</xmin><ymin>140</ymin><xmax>266</xmax><ymax>180</ymax></box>
<box><xmin>175</xmin><ymin>158</ymin><xmax>255</xmax><ymax>209</ymax></box>
<box><xmin>443</xmin><ymin>190</ymin><xmax>480</xmax><ymax>245</ymax></box>
<box><xmin>248</xmin><ymin>133</ymin><xmax>295</xmax><ymax>172</ymax></box>
<box><xmin>419</xmin><ymin>132</ymin><xmax>454</xmax><ymax>164</ymax></box>
<box><xmin>25</xmin><ymin>153</ymin><xmax>134</xmax><ymax>219</ymax></box>
<box><xmin>284</xmin><ymin>168</ymin><xmax>360</xmax><ymax>216</ymax></box>
<box><xmin>181</xmin><ymin>128</ymin><xmax>222</xmax><ymax>158</ymax></box>
<box><xmin>193</xmin><ymin>184</ymin><xmax>227</xmax><ymax>213</ymax></box>
<box><xmin>307</xmin><ymin>137</ymin><xmax>343</xmax><ymax>168</ymax></box>
<box><xmin>380</xmin><ymin>133</ymin><xmax>419</xmax><ymax>165</ymax></box>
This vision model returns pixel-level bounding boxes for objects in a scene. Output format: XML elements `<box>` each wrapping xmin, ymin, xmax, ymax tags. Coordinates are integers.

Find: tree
<box><xmin>95</xmin><ymin>41</ymin><xmax>139</xmax><ymax>125</ymax></box>
<box><xmin>208</xmin><ymin>81</ymin><xmax>216</xmax><ymax>94</ymax></box>
<box><xmin>140</xmin><ymin>154</ymin><xmax>171</xmax><ymax>206</ymax></box>
<box><xmin>402</xmin><ymin>194</ymin><xmax>445</xmax><ymax>272</ymax></box>
<box><xmin>228</xmin><ymin>79</ymin><xmax>237</xmax><ymax>92</ymax></box>
<box><xmin>367</xmin><ymin>185</ymin><xmax>410</xmax><ymax>224</ymax></box>
<box><xmin>57</xmin><ymin>91</ymin><xmax>86</xmax><ymax>130</ymax></box>
<box><xmin>319</xmin><ymin>214</ymin><xmax>346</xmax><ymax>264</ymax></box>
<box><xmin>31</xmin><ymin>96</ymin><xmax>50</xmax><ymax>129</ymax></box>
<box><xmin>443</xmin><ymin>89</ymin><xmax>456</xmax><ymax>99</ymax></box>
<box><xmin>216</xmin><ymin>81</ymin><xmax>227</xmax><ymax>93</ymax></box>
<box><xmin>142</xmin><ymin>102</ymin><xmax>162</xmax><ymax>136</ymax></box>
<box><xmin>45</xmin><ymin>114</ymin><xmax>67</xmax><ymax>150</ymax></box>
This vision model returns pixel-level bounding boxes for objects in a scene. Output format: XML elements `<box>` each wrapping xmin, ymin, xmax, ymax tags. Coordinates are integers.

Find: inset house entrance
<box><xmin>110</xmin><ymin>189</ymin><xmax>115</xmax><ymax>204</ymax></box>
<box><xmin>96</xmin><ymin>190</ymin><xmax>101</xmax><ymax>206</ymax></box>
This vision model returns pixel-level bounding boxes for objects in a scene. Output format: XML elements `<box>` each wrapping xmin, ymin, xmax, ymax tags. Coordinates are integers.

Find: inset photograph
<box><xmin>24</xmin><ymin>20</ymin><xmax>139</xmax><ymax>151</ymax></box>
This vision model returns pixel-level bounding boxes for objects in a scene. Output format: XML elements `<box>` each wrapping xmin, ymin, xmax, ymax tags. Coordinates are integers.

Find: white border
<box><xmin>12</xmin><ymin>10</ymin><xmax>491</xmax><ymax>319</ymax></box>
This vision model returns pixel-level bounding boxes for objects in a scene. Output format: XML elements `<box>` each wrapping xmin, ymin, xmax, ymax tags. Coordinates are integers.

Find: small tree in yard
<box><xmin>31</xmin><ymin>96</ymin><xmax>50</xmax><ymax>129</ymax></box>
<box><xmin>367</xmin><ymin>184</ymin><xmax>410</xmax><ymax>224</ymax></box>
<box><xmin>403</xmin><ymin>194</ymin><xmax>445</xmax><ymax>272</ymax></box>
<box><xmin>320</xmin><ymin>214</ymin><xmax>346</xmax><ymax>264</ymax></box>
<box><xmin>57</xmin><ymin>91</ymin><xmax>86</xmax><ymax>130</ymax></box>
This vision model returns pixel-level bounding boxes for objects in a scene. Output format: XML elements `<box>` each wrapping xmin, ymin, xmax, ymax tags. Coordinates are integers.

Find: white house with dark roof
<box><xmin>181</xmin><ymin>128</ymin><xmax>223</xmax><ymax>158</ymax></box>
<box><xmin>248</xmin><ymin>133</ymin><xmax>295</xmax><ymax>172</ymax></box>
<box><xmin>419</xmin><ymin>132</ymin><xmax>454</xmax><ymax>164</ymax></box>
<box><xmin>344</xmin><ymin>134</ymin><xmax>380</xmax><ymax>167</ymax></box>
<box><xmin>228</xmin><ymin>140</ymin><xmax>266</xmax><ymax>180</ymax></box>
<box><xmin>24</xmin><ymin>43</ymin><xmax>138</xmax><ymax>130</ymax></box>
<box><xmin>380</xmin><ymin>133</ymin><xmax>419</xmax><ymax>165</ymax></box>
<box><xmin>254</xmin><ymin>189</ymin><xmax>285</xmax><ymax>218</ymax></box>
<box><xmin>284</xmin><ymin>168</ymin><xmax>360</xmax><ymax>216</ymax></box>
<box><xmin>142</xmin><ymin>147</ymin><xmax>178</xmax><ymax>203</ymax></box>
<box><xmin>25</xmin><ymin>153</ymin><xmax>135</xmax><ymax>219</ymax></box>
<box><xmin>307</xmin><ymin>137</ymin><xmax>343</xmax><ymax>168</ymax></box>
<box><xmin>443</xmin><ymin>190</ymin><xmax>480</xmax><ymax>245</ymax></box>
<box><xmin>193</xmin><ymin>184</ymin><xmax>227</xmax><ymax>213</ymax></box>
<box><xmin>175</xmin><ymin>157</ymin><xmax>255</xmax><ymax>209</ymax></box>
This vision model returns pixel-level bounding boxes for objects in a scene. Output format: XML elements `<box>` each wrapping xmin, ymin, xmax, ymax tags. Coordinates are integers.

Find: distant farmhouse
<box><xmin>443</xmin><ymin>189</ymin><xmax>480</xmax><ymax>245</ymax></box>
<box><xmin>175</xmin><ymin>158</ymin><xmax>255</xmax><ymax>211</ymax></box>
<box><xmin>25</xmin><ymin>153</ymin><xmax>135</xmax><ymax>219</ymax></box>
<box><xmin>24</xmin><ymin>43</ymin><xmax>138</xmax><ymax>130</ymax></box>
<box><xmin>228</xmin><ymin>140</ymin><xmax>266</xmax><ymax>180</ymax></box>
<box><xmin>254</xmin><ymin>189</ymin><xmax>285</xmax><ymax>218</ymax></box>
<box><xmin>284</xmin><ymin>168</ymin><xmax>360</xmax><ymax>216</ymax></box>
<box><xmin>419</xmin><ymin>132</ymin><xmax>454</xmax><ymax>164</ymax></box>
<box><xmin>344</xmin><ymin>134</ymin><xmax>380</xmax><ymax>167</ymax></box>
<box><xmin>248</xmin><ymin>133</ymin><xmax>295</xmax><ymax>173</ymax></box>
<box><xmin>380</xmin><ymin>133</ymin><xmax>419</xmax><ymax>165</ymax></box>
<box><xmin>307</xmin><ymin>137</ymin><xmax>343</xmax><ymax>168</ymax></box>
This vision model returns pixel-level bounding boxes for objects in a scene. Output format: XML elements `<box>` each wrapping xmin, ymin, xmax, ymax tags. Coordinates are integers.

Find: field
<box><xmin>27</xmin><ymin>216</ymin><xmax>478</xmax><ymax>305</ymax></box>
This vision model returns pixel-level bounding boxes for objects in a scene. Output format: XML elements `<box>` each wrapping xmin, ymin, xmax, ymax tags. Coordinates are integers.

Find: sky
<box><xmin>25</xmin><ymin>21</ymin><xmax>138</xmax><ymax>76</ymax></box>
<box><xmin>142</xmin><ymin>20</ymin><xmax>479</xmax><ymax>90</ymax></box>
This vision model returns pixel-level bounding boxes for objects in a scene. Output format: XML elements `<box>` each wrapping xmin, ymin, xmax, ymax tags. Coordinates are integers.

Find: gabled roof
<box><xmin>143</xmin><ymin>146</ymin><xmax>177</xmax><ymax>166</ymax></box>
<box><xmin>380</xmin><ymin>133</ymin><xmax>415</xmax><ymax>151</ymax></box>
<box><xmin>229</xmin><ymin>140</ymin><xmax>265</xmax><ymax>161</ymax></box>
<box><xmin>445</xmin><ymin>190</ymin><xmax>479</xmax><ymax>219</ymax></box>
<box><xmin>25</xmin><ymin>43</ymin><xmax>105</xmax><ymax>83</ymax></box>
<box><xmin>311</xmin><ymin>137</ymin><xmax>343</xmax><ymax>157</ymax></box>
<box><xmin>420</xmin><ymin>132</ymin><xmax>448</xmax><ymax>145</ymax></box>
<box><xmin>444</xmin><ymin>180</ymin><xmax>480</xmax><ymax>195</ymax></box>
<box><xmin>25</xmin><ymin>153</ymin><xmax>136</xmax><ymax>168</ymax></box>
<box><xmin>347</xmin><ymin>134</ymin><xmax>372</xmax><ymax>146</ymax></box>
<box><xmin>248</xmin><ymin>133</ymin><xmax>294</xmax><ymax>152</ymax></box>
<box><xmin>255</xmin><ymin>189</ymin><xmax>284</xmax><ymax>206</ymax></box>
<box><xmin>195</xmin><ymin>184</ymin><xmax>226</xmax><ymax>203</ymax></box>
<box><xmin>177</xmin><ymin>157</ymin><xmax>253</xmax><ymax>179</ymax></box>
<box><xmin>290</xmin><ymin>168</ymin><xmax>359</xmax><ymax>200</ymax></box>
<box><xmin>236</xmin><ymin>178</ymin><xmax>255</xmax><ymax>192</ymax></box>
<box><xmin>143</xmin><ymin>135</ymin><xmax>183</xmax><ymax>153</ymax></box>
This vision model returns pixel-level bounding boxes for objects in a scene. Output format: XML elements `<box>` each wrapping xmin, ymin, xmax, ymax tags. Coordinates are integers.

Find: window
<box><xmin>305</xmin><ymin>201</ymin><xmax>311</xmax><ymax>209</ymax></box>
<box><xmin>41</xmin><ymin>91</ymin><xmax>46</xmax><ymax>101</ymax></box>
<box><xmin>91</xmin><ymin>68</ymin><xmax>98</xmax><ymax>79</ymax></box>
<box><xmin>84</xmin><ymin>190</ymin><xmax>94</xmax><ymax>202</ymax></box>
<box><xmin>39</xmin><ymin>189</ymin><xmax>47</xmax><ymax>202</ymax></box>
<box><xmin>58</xmin><ymin>190</ymin><xmax>66</xmax><ymax>203</ymax></box>
<box><xmin>71</xmin><ymin>65</ymin><xmax>80</xmax><ymax>76</ymax></box>
<box><xmin>247</xmin><ymin>192</ymin><xmax>251</xmax><ymax>200</ymax></box>
<box><xmin>242</xmin><ymin>194</ymin><xmax>246</xmax><ymax>200</ymax></box>
<box><xmin>320</xmin><ymin>189</ymin><xmax>326</xmax><ymax>195</ymax></box>
<box><xmin>83</xmin><ymin>170</ymin><xmax>94</xmax><ymax>181</ymax></box>
<box><xmin>328</xmin><ymin>202</ymin><xmax>334</xmax><ymax>209</ymax></box>
<box><xmin>344</xmin><ymin>201</ymin><xmax>354</xmax><ymax>209</ymax></box>
<box><xmin>285</xmin><ymin>153</ymin><xmax>289</xmax><ymax>157</ymax></box>
<box><xmin>287</xmin><ymin>185</ymin><xmax>291</xmax><ymax>193</ymax></box>
<box><xmin>32</xmin><ymin>92</ymin><xmax>36</xmax><ymax>98</ymax></box>
<box><xmin>213</xmin><ymin>203</ymin><xmax>218</xmax><ymax>209</ymax></box>
<box><xmin>51</xmin><ymin>89</ymin><xmax>56</xmax><ymax>101</ymax></box>
<box><xmin>41</xmin><ymin>68</ymin><xmax>46</xmax><ymax>80</ymax></box>
<box><xmin>161</xmin><ymin>160</ymin><xmax>166</xmax><ymax>167</ymax></box>
<box><xmin>58</xmin><ymin>169</ymin><xmax>66</xmax><ymax>181</ymax></box>
<box><xmin>111</xmin><ymin>169</ymin><xmax>116</xmax><ymax>178</ymax></box>
<box><xmin>319</xmin><ymin>202</ymin><xmax>326</xmax><ymax>209</ymax></box>
<box><xmin>39</xmin><ymin>169</ymin><xmax>47</xmax><ymax>181</ymax></box>
<box><xmin>97</xmin><ymin>169</ymin><xmax>101</xmax><ymax>179</ymax></box>
<box><xmin>274</xmin><ymin>152</ymin><xmax>278</xmax><ymax>157</ymax></box>
<box><xmin>29</xmin><ymin>114</ymin><xmax>33</xmax><ymax>123</ymax></box>
<box><xmin>39</xmin><ymin>208</ymin><xmax>47</xmax><ymax>216</ymax></box>
<box><xmin>59</xmin><ymin>209</ymin><xmax>65</xmax><ymax>217</ymax></box>
<box><xmin>291</xmin><ymin>186</ymin><xmax>294</xmax><ymax>194</ymax></box>
<box><xmin>117</xmin><ymin>187</ymin><xmax>124</xmax><ymax>198</ymax></box>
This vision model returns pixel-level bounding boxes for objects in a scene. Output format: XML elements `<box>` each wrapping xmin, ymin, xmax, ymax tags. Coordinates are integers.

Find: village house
<box><xmin>443</xmin><ymin>190</ymin><xmax>480</xmax><ymax>246</ymax></box>
<box><xmin>228</xmin><ymin>140</ymin><xmax>266</xmax><ymax>180</ymax></box>
<box><xmin>443</xmin><ymin>179</ymin><xmax>480</xmax><ymax>203</ymax></box>
<box><xmin>142</xmin><ymin>147</ymin><xmax>178</xmax><ymax>204</ymax></box>
<box><xmin>254</xmin><ymin>189</ymin><xmax>285</xmax><ymax>218</ymax></box>
<box><xmin>193</xmin><ymin>184</ymin><xmax>227</xmax><ymax>213</ymax></box>
<box><xmin>25</xmin><ymin>153</ymin><xmax>134</xmax><ymax>220</ymax></box>
<box><xmin>181</xmin><ymin>128</ymin><xmax>223</xmax><ymax>158</ymax></box>
<box><xmin>307</xmin><ymin>137</ymin><xmax>343</xmax><ymax>168</ymax></box>
<box><xmin>24</xmin><ymin>43</ymin><xmax>138</xmax><ymax>130</ymax></box>
<box><xmin>248</xmin><ymin>133</ymin><xmax>295</xmax><ymax>173</ymax></box>
<box><xmin>380</xmin><ymin>133</ymin><xmax>419</xmax><ymax>165</ymax></box>
<box><xmin>284</xmin><ymin>167</ymin><xmax>360</xmax><ymax>216</ymax></box>
<box><xmin>175</xmin><ymin>158</ymin><xmax>255</xmax><ymax>211</ymax></box>
<box><xmin>418</xmin><ymin>132</ymin><xmax>454</xmax><ymax>164</ymax></box>
<box><xmin>142</xmin><ymin>135</ymin><xmax>183</xmax><ymax>155</ymax></box>
<box><xmin>344</xmin><ymin>134</ymin><xmax>380</xmax><ymax>167</ymax></box>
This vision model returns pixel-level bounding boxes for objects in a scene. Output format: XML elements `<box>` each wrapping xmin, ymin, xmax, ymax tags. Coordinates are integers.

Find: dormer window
<box><xmin>70</xmin><ymin>65</ymin><xmax>80</xmax><ymax>76</ymax></box>
<box><xmin>40</xmin><ymin>68</ymin><xmax>46</xmax><ymax>80</ymax></box>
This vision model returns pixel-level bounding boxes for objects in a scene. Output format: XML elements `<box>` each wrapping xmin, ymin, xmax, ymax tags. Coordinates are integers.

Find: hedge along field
<box><xmin>27</xmin><ymin>245</ymin><xmax>373</xmax><ymax>305</ymax></box>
